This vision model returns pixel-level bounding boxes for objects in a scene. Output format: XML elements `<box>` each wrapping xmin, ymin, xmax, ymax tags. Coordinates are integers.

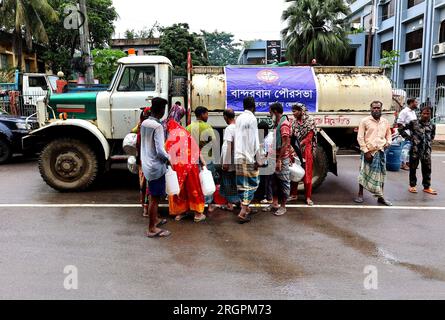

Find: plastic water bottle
<box><xmin>165</xmin><ymin>166</ymin><xmax>180</xmax><ymax>196</ymax></box>
<box><xmin>199</xmin><ymin>166</ymin><xmax>216</xmax><ymax>196</ymax></box>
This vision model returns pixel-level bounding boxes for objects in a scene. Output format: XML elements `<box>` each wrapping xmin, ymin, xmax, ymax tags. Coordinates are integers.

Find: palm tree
<box><xmin>0</xmin><ymin>0</ymin><xmax>58</xmax><ymax>70</ymax></box>
<box><xmin>281</xmin><ymin>0</ymin><xmax>351</xmax><ymax>66</ymax></box>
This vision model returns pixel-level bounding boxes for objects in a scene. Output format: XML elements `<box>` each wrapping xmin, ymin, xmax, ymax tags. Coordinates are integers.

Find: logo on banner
<box><xmin>256</xmin><ymin>69</ymin><xmax>279</xmax><ymax>83</ymax></box>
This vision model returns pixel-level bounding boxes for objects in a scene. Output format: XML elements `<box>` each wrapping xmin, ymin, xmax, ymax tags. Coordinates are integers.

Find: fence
<box><xmin>0</xmin><ymin>91</ymin><xmax>45</xmax><ymax>117</ymax></box>
<box><xmin>393</xmin><ymin>84</ymin><xmax>445</xmax><ymax>124</ymax></box>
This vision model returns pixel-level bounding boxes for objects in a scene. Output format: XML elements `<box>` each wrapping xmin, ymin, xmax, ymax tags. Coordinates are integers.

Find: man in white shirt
<box><xmin>397</xmin><ymin>98</ymin><xmax>418</xmax><ymax>170</ymax></box>
<box><xmin>220</xmin><ymin>108</ymin><xmax>239</xmax><ymax>210</ymax></box>
<box><xmin>235</xmin><ymin>97</ymin><xmax>261</xmax><ymax>223</ymax></box>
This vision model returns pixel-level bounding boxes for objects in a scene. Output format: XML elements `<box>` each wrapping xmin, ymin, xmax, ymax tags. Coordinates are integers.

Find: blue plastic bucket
<box><xmin>386</xmin><ymin>144</ymin><xmax>402</xmax><ymax>172</ymax></box>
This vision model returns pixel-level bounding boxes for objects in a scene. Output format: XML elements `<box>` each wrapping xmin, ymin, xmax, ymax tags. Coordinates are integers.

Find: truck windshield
<box><xmin>108</xmin><ymin>65</ymin><xmax>121</xmax><ymax>91</ymax></box>
<box><xmin>48</xmin><ymin>76</ymin><xmax>58</xmax><ymax>92</ymax></box>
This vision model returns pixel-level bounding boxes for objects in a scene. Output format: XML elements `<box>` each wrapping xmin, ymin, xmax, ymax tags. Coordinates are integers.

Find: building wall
<box><xmin>0</xmin><ymin>32</ymin><xmax>40</xmax><ymax>73</ymax></box>
<box><xmin>348</xmin><ymin>0</ymin><xmax>445</xmax><ymax>97</ymax></box>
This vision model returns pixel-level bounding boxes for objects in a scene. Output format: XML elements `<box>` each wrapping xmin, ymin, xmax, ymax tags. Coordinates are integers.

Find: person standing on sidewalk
<box><xmin>263</xmin><ymin>103</ymin><xmax>291</xmax><ymax>216</ymax></box>
<box><xmin>141</xmin><ymin>97</ymin><xmax>171</xmax><ymax>238</ymax></box>
<box><xmin>399</xmin><ymin>105</ymin><xmax>437</xmax><ymax>195</ymax></box>
<box><xmin>397</xmin><ymin>98</ymin><xmax>418</xmax><ymax>170</ymax></box>
<box><xmin>355</xmin><ymin>101</ymin><xmax>393</xmax><ymax>206</ymax></box>
<box><xmin>235</xmin><ymin>97</ymin><xmax>261</xmax><ymax>223</ymax></box>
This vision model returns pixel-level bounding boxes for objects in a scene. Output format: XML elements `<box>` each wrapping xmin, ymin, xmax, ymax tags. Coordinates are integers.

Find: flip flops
<box><xmin>423</xmin><ymin>188</ymin><xmax>438</xmax><ymax>195</ymax></box>
<box><xmin>146</xmin><ymin>229</ymin><xmax>171</xmax><ymax>238</ymax></box>
<box><xmin>194</xmin><ymin>214</ymin><xmax>207</xmax><ymax>223</ymax></box>
<box><xmin>409</xmin><ymin>187</ymin><xmax>418</xmax><ymax>193</ymax></box>
<box><xmin>156</xmin><ymin>219</ymin><xmax>168</xmax><ymax>227</ymax></box>
<box><xmin>238</xmin><ymin>214</ymin><xmax>251</xmax><ymax>224</ymax></box>
<box><xmin>353</xmin><ymin>197</ymin><xmax>364</xmax><ymax>204</ymax></box>
<box><xmin>377</xmin><ymin>197</ymin><xmax>393</xmax><ymax>206</ymax></box>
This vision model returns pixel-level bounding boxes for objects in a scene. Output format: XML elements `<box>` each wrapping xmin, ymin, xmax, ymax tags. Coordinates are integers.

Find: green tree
<box><xmin>0</xmin><ymin>0</ymin><xmax>58</xmax><ymax>70</ymax></box>
<box><xmin>201</xmin><ymin>30</ymin><xmax>241</xmax><ymax>66</ymax></box>
<box><xmin>41</xmin><ymin>0</ymin><xmax>118</xmax><ymax>77</ymax></box>
<box><xmin>124</xmin><ymin>22</ymin><xmax>161</xmax><ymax>40</ymax></box>
<box><xmin>91</xmin><ymin>48</ymin><xmax>126</xmax><ymax>84</ymax></box>
<box><xmin>380</xmin><ymin>49</ymin><xmax>400</xmax><ymax>79</ymax></box>
<box><xmin>281</xmin><ymin>0</ymin><xmax>351</xmax><ymax>65</ymax></box>
<box><xmin>156</xmin><ymin>23</ymin><xmax>209</xmax><ymax>76</ymax></box>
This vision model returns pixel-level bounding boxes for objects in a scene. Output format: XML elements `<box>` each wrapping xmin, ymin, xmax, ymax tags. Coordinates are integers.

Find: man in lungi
<box><xmin>235</xmin><ymin>97</ymin><xmax>261</xmax><ymax>223</ymax></box>
<box><xmin>354</xmin><ymin>101</ymin><xmax>393</xmax><ymax>206</ymax></box>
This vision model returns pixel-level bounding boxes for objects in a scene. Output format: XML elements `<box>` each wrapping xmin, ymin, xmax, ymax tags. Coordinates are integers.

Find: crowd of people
<box><xmin>135</xmin><ymin>96</ymin><xmax>437</xmax><ymax>238</ymax></box>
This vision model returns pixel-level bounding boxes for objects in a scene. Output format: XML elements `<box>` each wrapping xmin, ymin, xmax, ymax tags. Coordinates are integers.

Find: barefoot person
<box><xmin>355</xmin><ymin>101</ymin><xmax>393</xmax><ymax>206</ymax></box>
<box><xmin>399</xmin><ymin>105</ymin><xmax>437</xmax><ymax>195</ymax></box>
<box><xmin>141</xmin><ymin>97</ymin><xmax>171</xmax><ymax>238</ymax></box>
<box><xmin>235</xmin><ymin>97</ymin><xmax>261</xmax><ymax>223</ymax></box>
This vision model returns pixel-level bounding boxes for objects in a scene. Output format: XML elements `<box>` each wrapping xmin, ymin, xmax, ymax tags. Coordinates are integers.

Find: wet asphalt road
<box><xmin>0</xmin><ymin>152</ymin><xmax>445</xmax><ymax>299</ymax></box>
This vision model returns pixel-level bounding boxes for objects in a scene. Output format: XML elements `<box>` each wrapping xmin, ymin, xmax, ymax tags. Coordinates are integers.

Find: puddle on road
<box><xmin>293</xmin><ymin>212</ymin><xmax>445</xmax><ymax>282</ymax></box>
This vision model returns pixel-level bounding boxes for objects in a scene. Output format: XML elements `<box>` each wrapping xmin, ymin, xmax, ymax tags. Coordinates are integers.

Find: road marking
<box><xmin>0</xmin><ymin>203</ymin><xmax>444</xmax><ymax>211</ymax></box>
<box><xmin>337</xmin><ymin>154</ymin><xmax>445</xmax><ymax>158</ymax></box>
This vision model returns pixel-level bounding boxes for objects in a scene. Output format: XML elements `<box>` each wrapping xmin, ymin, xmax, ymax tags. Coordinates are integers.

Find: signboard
<box><xmin>266</xmin><ymin>40</ymin><xmax>281</xmax><ymax>64</ymax></box>
<box><xmin>225</xmin><ymin>67</ymin><xmax>318</xmax><ymax>113</ymax></box>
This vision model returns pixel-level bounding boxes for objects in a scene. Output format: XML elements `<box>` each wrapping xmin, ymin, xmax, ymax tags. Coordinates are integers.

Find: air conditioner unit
<box><xmin>433</xmin><ymin>43</ymin><xmax>445</xmax><ymax>56</ymax></box>
<box><xmin>408</xmin><ymin>49</ymin><xmax>422</xmax><ymax>61</ymax></box>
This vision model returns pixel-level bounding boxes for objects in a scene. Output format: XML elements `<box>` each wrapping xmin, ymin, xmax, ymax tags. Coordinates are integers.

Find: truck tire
<box><xmin>0</xmin><ymin>138</ymin><xmax>12</xmax><ymax>164</ymax></box>
<box><xmin>38</xmin><ymin>138</ymin><xmax>98</xmax><ymax>191</ymax></box>
<box><xmin>311</xmin><ymin>145</ymin><xmax>329</xmax><ymax>190</ymax></box>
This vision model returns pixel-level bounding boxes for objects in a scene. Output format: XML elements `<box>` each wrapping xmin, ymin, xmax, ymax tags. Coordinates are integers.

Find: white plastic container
<box><xmin>289</xmin><ymin>162</ymin><xmax>305</xmax><ymax>182</ymax></box>
<box><xmin>165</xmin><ymin>166</ymin><xmax>180</xmax><ymax>196</ymax></box>
<box><xmin>199</xmin><ymin>166</ymin><xmax>216</xmax><ymax>196</ymax></box>
<box><xmin>127</xmin><ymin>156</ymin><xmax>138</xmax><ymax>175</ymax></box>
<box><xmin>123</xmin><ymin>133</ymin><xmax>138</xmax><ymax>156</ymax></box>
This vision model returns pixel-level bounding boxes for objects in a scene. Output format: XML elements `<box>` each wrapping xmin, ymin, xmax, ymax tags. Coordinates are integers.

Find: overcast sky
<box><xmin>112</xmin><ymin>0</ymin><xmax>286</xmax><ymax>41</ymax></box>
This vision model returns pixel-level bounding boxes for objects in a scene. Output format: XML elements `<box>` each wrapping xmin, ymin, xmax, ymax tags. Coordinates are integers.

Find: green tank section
<box><xmin>48</xmin><ymin>92</ymin><xmax>99</xmax><ymax>120</ymax></box>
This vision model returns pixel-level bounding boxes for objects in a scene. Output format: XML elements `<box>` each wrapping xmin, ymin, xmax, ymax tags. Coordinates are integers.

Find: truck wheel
<box><xmin>311</xmin><ymin>145</ymin><xmax>329</xmax><ymax>191</ymax></box>
<box><xmin>0</xmin><ymin>138</ymin><xmax>12</xmax><ymax>164</ymax></box>
<box><xmin>38</xmin><ymin>138</ymin><xmax>98</xmax><ymax>191</ymax></box>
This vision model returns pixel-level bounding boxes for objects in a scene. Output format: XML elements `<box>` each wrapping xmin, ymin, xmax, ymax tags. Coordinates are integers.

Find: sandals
<box><xmin>146</xmin><ymin>229</ymin><xmax>171</xmax><ymax>238</ymax></box>
<box><xmin>423</xmin><ymin>188</ymin><xmax>438</xmax><ymax>195</ymax></box>
<box><xmin>409</xmin><ymin>187</ymin><xmax>418</xmax><ymax>193</ymax></box>
<box><xmin>353</xmin><ymin>197</ymin><xmax>364</xmax><ymax>204</ymax></box>
<box><xmin>194</xmin><ymin>214</ymin><xmax>207</xmax><ymax>223</ymax></box>
<box><xmin>220</xmin><ymin>205</ymin><xmax>234</xmax><ymax>212</ymax></box>
<box><xmin>238</xmin><ymin>214</ymin><xmax>251</xmax><ymax>224</ymax></box>
<box><xmin>156</xmin><ymin>219</ymin><xmax>168</xmax><ymax>227</ymax></box>
<box><xmin>306</xmin><ymin>199</ymin><xmax>314</xmax><ymax>206</ymax></box>
<box><xmin>377</xmin><ymin>197</ymin><xmax>393</xmax><ymax>206</ymax></box>
<box><xmin>174</xmin><ymin>214</ymin><xmax>187</xmax><ymax>221</ymax></box>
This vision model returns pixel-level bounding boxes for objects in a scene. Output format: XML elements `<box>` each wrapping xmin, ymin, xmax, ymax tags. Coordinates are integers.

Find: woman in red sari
<box><xmin>164</xmin><ymin>108</ymin><xmax>206</xmax><ymax>223</ymax></box>
<box><xmin>290</xmin><ymin>103</ymin><xmax>317</xmax><ymax>206</ymax></box>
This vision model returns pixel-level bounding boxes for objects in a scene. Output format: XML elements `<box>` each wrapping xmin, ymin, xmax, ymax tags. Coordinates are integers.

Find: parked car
<box><xmin>0</xmin><ymin>107</ymin><xmax>39</xmax><ymax>164</ymax></box>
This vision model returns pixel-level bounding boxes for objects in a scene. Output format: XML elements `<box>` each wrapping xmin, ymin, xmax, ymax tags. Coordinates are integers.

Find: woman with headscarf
<box><xmin>290</xmin><ymin>103</ymin><xmax>317</xmax><ymax>206</ymax></box>
<box><xmin>164</xmin><ymin>103</ymin><xmax>207</xmax><ymax>223</ymax></box>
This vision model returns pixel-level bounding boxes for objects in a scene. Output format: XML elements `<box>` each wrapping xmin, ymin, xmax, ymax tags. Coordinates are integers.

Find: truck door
<box><xmin>110</xmin><ymin>65</ymin><xmax>158</xmax><ymax>139</ymax></box>
<box><xmin>24</xmin><ymin>75</ymin><xmax>49</xmax><ymax>111</ymax></box>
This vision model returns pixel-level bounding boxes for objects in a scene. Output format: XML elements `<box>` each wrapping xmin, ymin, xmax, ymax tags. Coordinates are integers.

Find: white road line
<box><xmin>0</xmin><ymin>204</ymin><xmax>444</xmax><ymax>210</ymax></box>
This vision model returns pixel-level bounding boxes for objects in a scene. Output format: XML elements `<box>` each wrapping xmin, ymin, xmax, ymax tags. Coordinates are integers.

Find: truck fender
<box><xmin>0</xmin><ymin>122</ymin><xmax>13</xmax><ymax>143</ymax></box>
<box><xmin>318</xmin><ymin>129</ymin><xmax>338</xmax><ymax>176</ymax></box>
<box><xmin>28</xmin><ymin>119</ymin><xmax>110</xmax><ymax>160</ymax></box>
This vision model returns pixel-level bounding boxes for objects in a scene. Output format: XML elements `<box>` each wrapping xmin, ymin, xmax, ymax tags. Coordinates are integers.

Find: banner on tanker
<box><xmin>225</xmin><ymin>67</ymin><xmax>317</xmax><ymax>113</ymax></box>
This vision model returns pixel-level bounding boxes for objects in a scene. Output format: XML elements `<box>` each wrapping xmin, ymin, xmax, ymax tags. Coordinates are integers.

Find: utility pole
<box><xmin>78</xmin><ymin>0</ymin><xmax>94</xmax><ymax>84</ymax></box>
<box><xmin>365</xmin><ymin>0</ymin><xmax>375</xmax><ymax>66</ymax></box>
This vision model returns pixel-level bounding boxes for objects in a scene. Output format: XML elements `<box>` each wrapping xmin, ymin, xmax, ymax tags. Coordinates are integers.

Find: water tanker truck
<box><xmin>23</xmin><ymin>55</ymin><xmax>398</xmax><ymax>191</ymax></box>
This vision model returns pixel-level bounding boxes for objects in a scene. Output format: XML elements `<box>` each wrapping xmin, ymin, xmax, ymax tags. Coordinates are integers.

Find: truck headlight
<box><xmin>16</xmin><ymin>122</ymin><xmax>31</xmax><ymax>130</ymax></box>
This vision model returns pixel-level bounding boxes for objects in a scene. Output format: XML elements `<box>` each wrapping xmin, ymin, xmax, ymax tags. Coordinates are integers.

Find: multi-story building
<box><xmin>110</xmin><ymin>38</ymin><xmax>161</xmax><ymax>56</ymax></box>
<box><xmin>348</xmin><ymin>0</ymin><xmax>445</xmax><ymax>123</ymax></box>
<box><xmin>0</xmin><ymin>30</ymin><xmax>45</xmax><ymax>73</ymax></box>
